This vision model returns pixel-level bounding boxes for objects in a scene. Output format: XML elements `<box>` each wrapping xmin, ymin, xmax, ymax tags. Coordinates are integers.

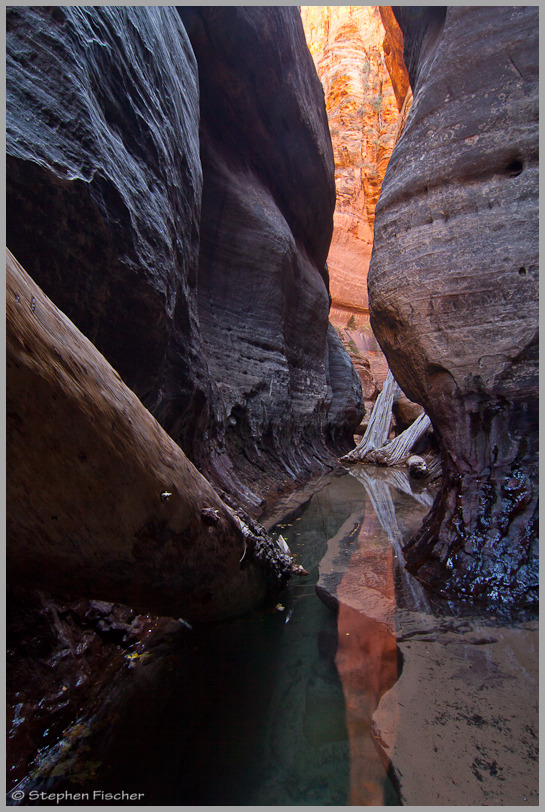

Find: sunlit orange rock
<box><xmin>300</xmin><ymin>6</ymin><xmax>409</xmax><ymax>330</ymax></box>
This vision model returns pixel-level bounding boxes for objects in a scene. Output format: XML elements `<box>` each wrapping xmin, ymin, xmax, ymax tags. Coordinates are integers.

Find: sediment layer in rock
<box><xmin>368</xmin><ymin>6</ymin><xmax>538</xmax><ymax>607</ymax></box>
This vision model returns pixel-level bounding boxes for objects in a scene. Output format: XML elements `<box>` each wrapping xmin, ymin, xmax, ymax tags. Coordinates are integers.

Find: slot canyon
<box><xmin>6</xmin><ymin>5</ymin><xmax>538</xmax><ymax>807</ymax></box>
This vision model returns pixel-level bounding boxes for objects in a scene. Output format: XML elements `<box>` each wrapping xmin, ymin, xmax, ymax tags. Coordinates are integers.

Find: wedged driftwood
<box><xmin>6</xmin><ymin>249</ymin><xmax>291</xmax><ymax>621</ymax></box>
<box><xmin>340</xmin><ymin>370</ymin><xmax>399</xmax><ymax>463</ymax></box>
<box><xmin>341</xmin><ymin>368</ymin><xmax>431</xmax><ymax>467</ymax></box>
<box><xmin>364</xmin><ymin>411</ymin><xmax>432</xmax><ymax>465</ymax></box>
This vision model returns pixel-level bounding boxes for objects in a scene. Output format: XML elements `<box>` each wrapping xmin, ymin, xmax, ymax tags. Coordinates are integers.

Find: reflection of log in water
<box><xmin>347</xmin><ymin>466</ymin><xmax>432</xmax><ymax>612</ymax></box>
<box><xmin>319</xmin><ymin>468</ymin><xmax>436</xmax><ymax>803</ymax></box>
<box><xmin>384</xmin><ymin>467</ymin><xmax>435</xmax><ymax>510</ymax></box>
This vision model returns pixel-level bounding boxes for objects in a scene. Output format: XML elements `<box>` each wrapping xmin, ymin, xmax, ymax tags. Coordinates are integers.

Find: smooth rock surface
<box><xmin>6</xmin><ymin>5</ymin><xmax>364</xmax><ymax>511</ymax></box>
<box><xmin>7</xmin><ymin>249</ymin><xmax>291</xmax><ymax>620</ymax></box>
<box><xmin>179</xmin><ymin>6</ymin><xmax>364</xmax><ymax>507</ymax></box>
<box><xmin>368</xmin><ymin>6</ymin><xmax>538</xmax><ymax>607</ymax></box>
<box><xmin>372</xmin><ymin>613</ymin><xmax>539</xmax><ymax>806</ymax></box>
<box><xmin>6</xmin><ymin>5</ymin><xmax>209</xmax><ymax>459</ymax></box>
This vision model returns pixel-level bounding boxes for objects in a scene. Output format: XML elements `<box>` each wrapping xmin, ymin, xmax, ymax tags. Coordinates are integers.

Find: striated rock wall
<box><xmin>178</xmin><ymin>7</ymin><xmax>363</xmax><ymax>508</ymax></box>
<box><xmin>368</xmin><ymin>6</ymin><xmax>538</xmax><ymax>607</ymax></box>
<box><xmin>6</xmin><ymin>5</ymin><xmax>209</xmax><ymax>460</ymax></box>
<box><xmin>300</xmin><ymin>6</ymin><xmax>409</xmax><ymax>329</ymax></box>
<box><xmin>6</xmin><ymin>5</ymin><xmax>363</xmax><ymax>513</ymax></box>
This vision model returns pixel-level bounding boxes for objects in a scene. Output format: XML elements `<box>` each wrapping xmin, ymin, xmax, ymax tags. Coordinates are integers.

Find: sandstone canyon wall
<box><xmin>368</xmin><ymin>6</ymin><xmax>538</xmax><ymax>608</ymax></box>
<box><xmin>6</xmin><ymin>6</ymin><xmax>363</xmax><ymax>518</ymax></box>
<box><xmin>178</xmin><ymin>7</ymin><xmax>363</xmax><ymax>508</ymax></box>
<box><xmin>300</xmin><ymin>6</ymin><xmax>409</xmax><ymax>330</ymax></box>
<box><xmin>6</xmin><ymin>5</ymin><xmax>208</xmax><ymax>459</ymax></box>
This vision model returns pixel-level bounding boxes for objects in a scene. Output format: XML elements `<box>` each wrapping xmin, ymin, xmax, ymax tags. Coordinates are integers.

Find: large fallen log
<box><xmin>6</xmin><ymin>249</ymin><xmax>291</xmax><ymax>621</ymax></box>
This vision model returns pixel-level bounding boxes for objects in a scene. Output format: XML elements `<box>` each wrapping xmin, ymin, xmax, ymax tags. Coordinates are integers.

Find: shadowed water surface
<box><xmin>8</xmin><ymin>468</ymin><xmax>537</xmax><ymax>806</ymax></box>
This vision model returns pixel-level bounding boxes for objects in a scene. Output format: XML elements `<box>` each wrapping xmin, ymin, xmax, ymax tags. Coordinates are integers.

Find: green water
<box><xmin>12</xmin><ymin>468</ymin><xmax>432</xmax><ymax>805</ymax></box>
<box><xmin>95</xmin><ymin>469</ymin><xmax>424</xmax><ymax>805</ymax></box>
<box><xmin>12</xmin><ymin>467</ymin><xmax>538</xmax><ymax>806</ymax></box>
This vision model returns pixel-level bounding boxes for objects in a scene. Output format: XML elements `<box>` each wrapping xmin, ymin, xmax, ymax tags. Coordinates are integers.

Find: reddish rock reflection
<box><xmin>334</xmin><ymin>497</ymin><xmax>399</xmax><ymax>805</ymax></box>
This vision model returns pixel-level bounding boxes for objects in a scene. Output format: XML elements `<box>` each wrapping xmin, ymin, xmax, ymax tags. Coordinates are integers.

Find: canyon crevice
<box><xmin>177</xmin><ymin>6</ymin><xmax>364</xmax><ymax>508</ymax></box>
<box><xmin>368</xmin><ymin>6</ymin><xmax>538</xmax><ymax>607</ymax></box>
<box><xmin>7</xmin><ymin>5</ymin><xmax>363</xmax><ymax>522</ymax></box>
<box><xmin>300</xmin><ymin>6</ymin><xmax>410</xmax><ymax>333</ymax></box>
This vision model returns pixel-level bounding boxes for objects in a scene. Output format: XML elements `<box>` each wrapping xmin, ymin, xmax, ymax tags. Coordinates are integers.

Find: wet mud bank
<box><xmin>316</xmin><ymin>467</ymin><xmax>538</xmax><ymax>806</ymax></box>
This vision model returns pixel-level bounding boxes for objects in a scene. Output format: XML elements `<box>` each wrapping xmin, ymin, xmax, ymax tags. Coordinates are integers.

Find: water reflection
<box><xmin>344</xmin><ymin>465</ymin><xmax>433</xmax><ymax>612</ymax></box>
<box><xmin>332</xmin><ymin>466</ymin><xmax>538</xmax><ymax>807</ymax></box>
<box><xmin>9</xmin><ymin>468</ymin><xmax>537</xmax><ymax>806</ymax></box>
<box><xmin>263</xmin><ymin>468</ymin><xmax>432</xmax><ymax>805</ymax></box>
<box><xmin>313</xmin><ymin>467</ymin><xmax>432</xmax><ymax>804</ymax></box>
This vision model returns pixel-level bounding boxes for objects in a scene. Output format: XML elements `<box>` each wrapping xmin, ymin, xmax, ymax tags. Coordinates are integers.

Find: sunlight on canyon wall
<box><xmin>300</xmin><ymin>6</ymin><xmax>410</xmax><ymax>330</ymax></box>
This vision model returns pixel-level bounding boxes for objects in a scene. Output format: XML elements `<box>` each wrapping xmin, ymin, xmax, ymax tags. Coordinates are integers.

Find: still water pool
<box><xmin>13</xmin><ymin>467</ymin><xmax>538</xmax><ymax>806</ymax></box>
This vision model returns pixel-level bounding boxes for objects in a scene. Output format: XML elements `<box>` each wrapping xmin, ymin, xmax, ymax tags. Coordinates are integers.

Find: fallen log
<box><xmin>341</xmin><ymin>366</ymin><xmax>432</xmax><ymax>467</ymax></box>
<box><xmin>6</xmin><ymin>249</ymin><xmax>291</xmax><ymax>621</ymax></box>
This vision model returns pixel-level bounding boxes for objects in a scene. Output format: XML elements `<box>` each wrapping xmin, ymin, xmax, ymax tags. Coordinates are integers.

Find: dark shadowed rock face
<box><xmin>7</xmin><ymin>249</ymin><xmax>292</xmax><ymax>620</ymax></box>
<box><xmin>6</xmin><ymin>5</ymin><xmax>363</xmax><ymax>511</ymax></box>
<box><xmin>179</xmin><ymin>6</ymin><xmax>363</xmax><ymax>508</ymax></box>
<box><xmin>6</xmin><ymin>5</ymin><xmax>210</xmax><ymax>460</ymax></box>
<box><xmin>368</xmin><ymin>6</ymin><xmax>538</xmax><ymax>607</ymax></box>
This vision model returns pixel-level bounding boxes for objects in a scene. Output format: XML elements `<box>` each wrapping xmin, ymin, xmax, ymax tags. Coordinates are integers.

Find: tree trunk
<box><xmin>341</xmin><ymin>369</ymin><xmax>431</xmax><ymax>467</ymax></box>
<box><xmin>6</xmin><ymin>249</ymin><xmax>291</xmax><ymax>621</ymax></box>
<box><xmin>365</xmin><ymin>411</ymin><xmax>431</xmax><ymax>465</ymax></box>
<box><xmin>341</xmin><ymin>369</ymin><xmax>398</xmax><ymax>462</ymax></box>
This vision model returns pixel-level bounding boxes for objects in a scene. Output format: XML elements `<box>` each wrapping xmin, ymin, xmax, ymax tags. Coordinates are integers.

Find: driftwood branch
<box><xmin>365</xmin><ymin>411</ymin><xmax>432</xmax><ymax>465</ymax></box>
<box><xmin>341</xmin><ymin>367</ymin><xmax>431</xmax><ymax>467</ymax></box>
<box><xmin>341</xmin><ymin>369</ymin><xmax>398</xmax><ymax>462</ymax></box>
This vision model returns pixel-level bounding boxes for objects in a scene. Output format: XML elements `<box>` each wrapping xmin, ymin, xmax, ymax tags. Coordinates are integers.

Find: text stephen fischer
<box><xmin>27</xmin><ymin>790</ymin><xmax>145</xmax><ymax>802</ymax></box>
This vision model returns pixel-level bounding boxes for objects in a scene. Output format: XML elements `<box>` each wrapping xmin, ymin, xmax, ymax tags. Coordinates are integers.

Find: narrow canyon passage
<box><xmin>6</xmin><ymin>5</ymin><xmax>538</xmax><ymax>807</ymax></box>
